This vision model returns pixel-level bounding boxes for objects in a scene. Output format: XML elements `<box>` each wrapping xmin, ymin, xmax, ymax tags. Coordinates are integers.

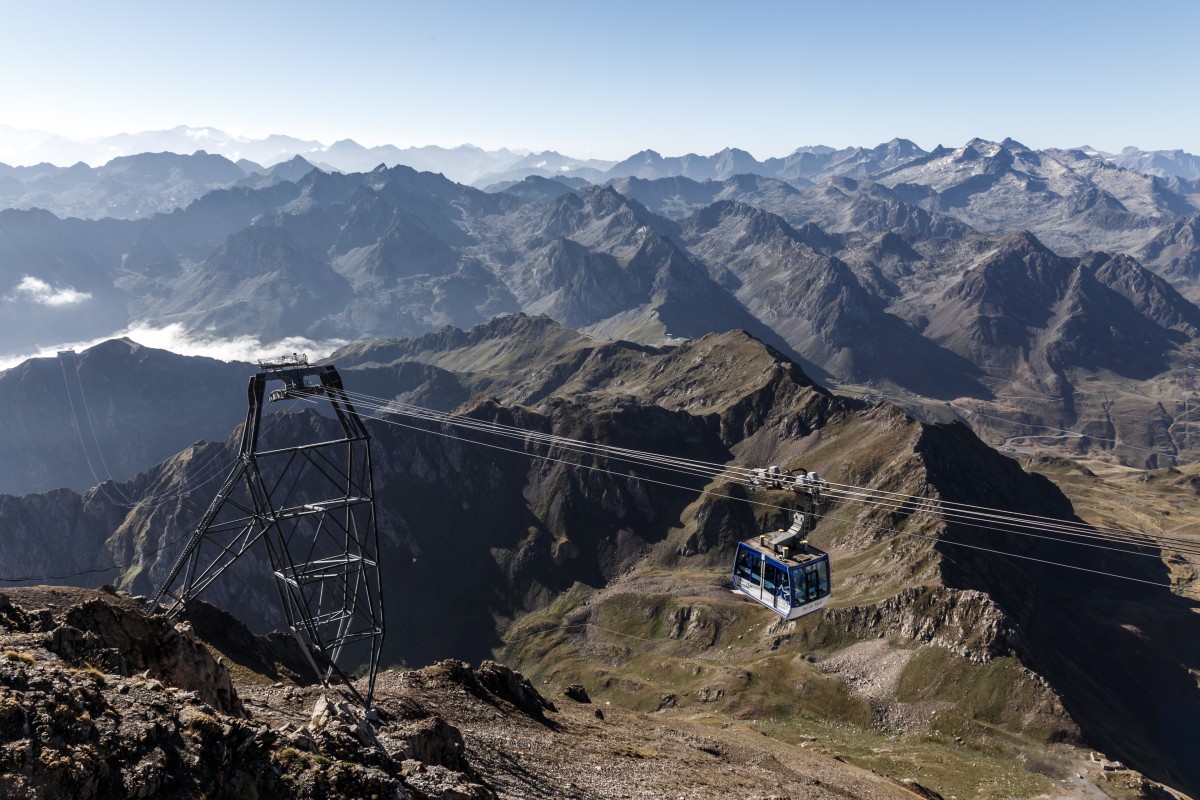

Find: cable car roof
<box><xmin>739</xmin><ymin>535</ymin><xmax>827</xmax><ymax>567</ymax></box>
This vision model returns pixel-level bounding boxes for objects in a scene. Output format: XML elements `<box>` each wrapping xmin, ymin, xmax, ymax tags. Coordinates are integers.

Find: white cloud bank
<box><xmin>7</xmin><ymin>276</ymin><xmax>93</xmax><ymax>306</ymax></box>
<box><xmin>0</xmin><ymin>323</ymin><xmax>349</xmax><ymax>372</ymax></box>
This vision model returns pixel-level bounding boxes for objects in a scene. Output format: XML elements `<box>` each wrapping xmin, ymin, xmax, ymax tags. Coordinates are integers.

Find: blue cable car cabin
<box><xmin>732</xmin><ymin>515</ymin><xmax>831</xmax><ymax>619</ymax></box>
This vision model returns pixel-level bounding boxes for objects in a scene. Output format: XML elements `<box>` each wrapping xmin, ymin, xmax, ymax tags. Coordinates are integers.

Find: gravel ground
<box><xmin>817</xmin><ymin>639</ymin><xmax>951</xmax><ymax>735</ymax></box>
<box><xmin>242</xmin><ymin>665</ymin><xmax>939</xmax><ymax>800</ymax></box>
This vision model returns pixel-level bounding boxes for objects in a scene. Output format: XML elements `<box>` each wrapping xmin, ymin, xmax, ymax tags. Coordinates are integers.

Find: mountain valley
<box><xmin>4</xmin><ymin>131</ymin><xmax>1200</xmax><ymax>799</ymax></box>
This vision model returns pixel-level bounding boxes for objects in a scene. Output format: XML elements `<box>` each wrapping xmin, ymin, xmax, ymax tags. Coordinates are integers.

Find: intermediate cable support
<box><xmin>330</xmin><ymin>389</ymin><xmax>1200</xmax><ymax>557</ymax></box>
<box><xmin>296</xmin><ymin>394</ymin><xmax>1200</xmax><ymax>600</ymax></box>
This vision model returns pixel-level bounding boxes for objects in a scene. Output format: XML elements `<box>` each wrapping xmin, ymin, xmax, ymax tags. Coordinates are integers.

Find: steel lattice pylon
<box><xmin>148</xmin><ymin>356</ymin><xmax>384</xmax><ymax>706</ymax></box>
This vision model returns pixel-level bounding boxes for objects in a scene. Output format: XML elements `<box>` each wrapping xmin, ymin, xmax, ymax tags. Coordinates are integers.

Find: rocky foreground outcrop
<box><xmin>0</xmin><ymin>587</ymin><xmax>958</xmax><ymax>800</ymax></box>
<box><xmin>0</xmin><ymin>587</ymin><xmax>491</xmax><ymax>800</ymax></box>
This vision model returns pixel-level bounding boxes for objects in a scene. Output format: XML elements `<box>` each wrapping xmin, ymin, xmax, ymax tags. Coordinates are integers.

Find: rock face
<box><xmin>0</xmin><ymin>338</ymin><xmax>252</xmax><ymax>495</ymax></box>
<box><xmin>818</xmin><ymin>586</ymin><xmax>1023</xmax><ymax>663</ymax></box>
<box><xmin>6</xmin><ymin>150</ymin><xmax>1200</xmax><ymax>468</ymax></box>
<box><xmin>0</xmin><ymin>588</ymin><xmax>494</xmax><ymax>800</ymax></box>
<box><xmin>1</xmin><ymin>587</ymin><xmax>242</xmax><ymax>714</ymax></box>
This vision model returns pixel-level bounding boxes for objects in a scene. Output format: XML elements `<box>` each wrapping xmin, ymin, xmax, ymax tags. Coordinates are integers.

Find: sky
<box><xmin>0</xmin><ymin>0</ymin><xmax>1198</xmax><ymax>160</ymax></box>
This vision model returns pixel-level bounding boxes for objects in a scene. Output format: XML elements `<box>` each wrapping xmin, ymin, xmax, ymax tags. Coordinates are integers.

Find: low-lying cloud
<box><xmin>0</xmin><ymin>323</ymin><xmax>349</xmax><ymax>372</ymax></box>
<box><xmin>7</xmin><ymin>276</ymin><xmax>93</xmax><ymax>306</ymax></box>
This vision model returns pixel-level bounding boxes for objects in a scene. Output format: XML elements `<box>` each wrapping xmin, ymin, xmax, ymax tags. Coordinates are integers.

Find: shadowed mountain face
<box><xmin>1139</xmin><ymin>212</ymin><xmax>1200</xmax><ymax>299</ymax></box>
<box><xmin>0</xmin><ymin>339</ymin><xmax>252</xmax><ymax>495</ymax></box>
<box><xmin>680</xmin><ymin>201</ymin><xmax>988</xmax><ymax>398</ymax></box>
<box><xmin>156</xmin><ymin>225</ymin><xmax>356</xmax><ymax>340</ymax></box>
<box><xmin>1</xmin><ymin>316</ymin><xmax>1198</xmax><ymax>796</ymax></box>
<box><xmin>926</xmin><ymin>232</ymin><xmax>1200</xmax><ymax>379</ymax></box>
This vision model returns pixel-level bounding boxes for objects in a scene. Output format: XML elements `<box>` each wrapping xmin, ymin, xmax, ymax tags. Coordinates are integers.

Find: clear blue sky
<box><xmin>2</xmin><ymin>0</ymin><xmax>1197</xmax><ymax>159</ymax></box>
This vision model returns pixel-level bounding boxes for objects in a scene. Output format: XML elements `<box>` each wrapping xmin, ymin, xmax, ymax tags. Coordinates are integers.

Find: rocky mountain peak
<box><xmin>683</xmin><ymin>199</ymin><xmax>799</xmax><ymax>247</ymax></box>
<box><xmin>1070</xmin><ymin>186</ymin><xmax>1129</xmax><ymax>215</ymax></box>
<box><xmin>874</xmin><ymin>137</ymin><xmax>925</xmax><ymax>159</ymax></box>
<box><xmin>959</xmin><ymin>231</ymin><xmax>1073</xmax><ymax>302</ymax></box>
<box><xmin>1086</xmin><ymin>251</ymin><xmax>1200</xmax><ymax>335</ymax></box>
<box><xmin>988</xmin><ymin>229</ymin><xmax>1059</xmax><ymax>260</ymax></box>
<box><xmin>999</xmin><ymin>137</ymin><xmax>1031</xmax><ymax>152</ymax></box>
<box><xmin>929</xmin><ymin>231</ymin><xmax>1077</xmax><ymax>360</ymax></box>
<box><xmin>582</xmin><ymin>183</ymin><xmax>631</xmax><ymax>210</ymax></box>
<box><xmin>1139</xmin><ymin>211</ymin><xmax>1200</xmax><ymax>280</ymax></box>
<box><xmin>954</xmin><ymin>140</ymin><xmax>986</xmax><ymax>161</ymax></box>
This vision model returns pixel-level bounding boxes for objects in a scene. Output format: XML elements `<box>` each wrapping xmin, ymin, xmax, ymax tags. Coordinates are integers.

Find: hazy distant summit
<box><xmin>0</xmin><ymin>124</ymin><xmax>611</xmax><ymax>186</ymax></box>
<box><xmin>7</xmin><ymin>124</ymin><xmax>1200</xmax><ymax>189</ymax></box>
<box><xmin>3</xmin><ymin>127</ymin><xmax>1200</xmax><ymax>232</ymax></box>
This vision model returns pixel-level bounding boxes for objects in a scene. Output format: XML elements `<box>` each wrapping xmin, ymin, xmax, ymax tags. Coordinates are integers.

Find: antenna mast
<box><xmin>147</xmin><ymin>354</ymin><xmax>384</xmax><ymax>706</ymax></box>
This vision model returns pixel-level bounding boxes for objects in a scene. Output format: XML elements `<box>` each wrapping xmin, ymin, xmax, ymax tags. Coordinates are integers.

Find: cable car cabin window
<box><xmin>789</xmin><ymin>566</ymin><xmax>806</xmax><ymax>604</ymax></box>
<box><xmin>805</xmin><ymin>563</ymin><xmax>820</xmax><ymax>601</ymax></box>
<box><xmin>768</xmin><ymin>562</ymin><xmax>791</xmax><ymax>605</ymax></box>
<box><xmin>763</xmin><ymin>562</ymin><xmax>780</xmax><ymax>598</ymax></box>
<box><xmin>816</xmin><ymin>559</ymin><xmax>830</xmax><ymax>596</ymax></box>
<box><xmin>734</xmin><ymin>546</ymin><xmax>760</xmax><ymax>583</ymax></box>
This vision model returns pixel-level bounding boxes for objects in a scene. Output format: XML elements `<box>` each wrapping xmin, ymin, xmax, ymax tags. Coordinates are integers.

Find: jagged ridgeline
<box><xmin>5</xmin><ymin>140</ymin><xmax>1200</xmax><ymax>467</ymax></box>
<box><xmin>1</xmin><ymin>315</ymin><xmax>1197</xmax><ymax>796</ymax></box>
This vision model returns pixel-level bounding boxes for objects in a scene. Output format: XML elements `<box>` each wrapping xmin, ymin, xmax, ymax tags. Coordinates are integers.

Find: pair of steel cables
<box><xmin>0</xmin><ymin>364</ymin><xmax>294</xmax><ymax>584</ymax></box>
<box><xmin>56</xmin><ymin>350</ymin><xmax>237</xmax><ymax>512</ymax></box>
<box><xmin>9</xmin><ymin>369</ymin><xmax>1197</xmax><ymax>596</ymax></box>
<box><xmin>293</xmin><ymin>387</ymin><xmax>1200</xmax><ymax>597</ymax></box>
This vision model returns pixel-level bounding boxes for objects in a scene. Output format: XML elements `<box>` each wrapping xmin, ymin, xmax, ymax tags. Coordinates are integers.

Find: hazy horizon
<box><xmin>2</xmin><ymin>0</ymin><xmax>1197</xmax><ymax>162</ymax></box>
<box><xmin>0</xmin><ymin>122</ymin><xmax>1193</xmax><ymax>170</ymax></box>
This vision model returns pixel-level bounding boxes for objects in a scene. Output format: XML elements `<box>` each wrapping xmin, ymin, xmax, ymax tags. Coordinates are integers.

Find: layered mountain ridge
<box><xmin>4</xmin><ymin>153</ymin><xmax>1200</xmax><ymax>465</ymax></box>
<box><xmin>2</xmin><ymin>317</ymin><xmax>1197</xmax><ymax>796</ymax></box>
<box><xmin>6</xmin><ymin>126</ymin><xmax>1200</xmax><ymax>800</ymax></box>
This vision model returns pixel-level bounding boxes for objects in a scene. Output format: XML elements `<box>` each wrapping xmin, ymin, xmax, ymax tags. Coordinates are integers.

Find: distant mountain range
<box><xmin>0</xmin><ymin>124</ymin><xmax>615</xmax><ymax>189</ymax></box>
<box><xmin>3</xmin><ymin>124</ymin><xmax>1200</xmax><ymax>211</ymax></box>
<box><xmin>0</xmin><ymin>151</ymin><xmax>333</xmax><ymax>220</ymax></box>
<box><xmin>3</xmin><ymin>153</ymin><xmax>1200</xmax><ymax>466</ymax></box>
